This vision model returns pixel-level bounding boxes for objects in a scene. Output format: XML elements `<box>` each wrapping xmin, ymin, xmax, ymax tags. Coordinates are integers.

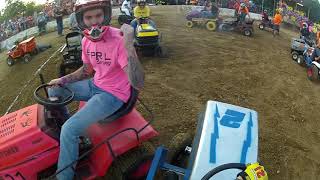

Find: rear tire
<box><xmin>206</xmin><ymin>21</ymin><xmax>217</xmax><ymax>31</ymax></box>
<box><xmin>32</xmin><ymin>47</ymin><xmax>39</xmax><ymax>55</ymax></box>
<box><xmin>291</xmin><ymin>51</ymin><xmax>299</xmax><ymax>61</ymax></box>
<box><xmin>7</xmin><ymin>57</ymin><xmax>14</xmax><ymax>66</ymax></box>
<box><xmin>297</xmin><ymin>55</ymin><xmax>305</xmax><ymax>66</ymax></box>
<box><xmin>23</xmin><ymin>53</ymin><xmax>31</xmax><ymax>63</ymax></box>
<box><xmin>310</xmin><ymin>64</ymin><xmax>319</xmax><ymax>81</ymax></box>
<box><xmin>244</xmin><ymin>29</ymin><xmax>252</xmax><ymax>36</ymax></box>
<box><xmin>155</xmin><ymin>46</ymin><xmax>169</xmax><ymax>58</ymax></box>
<box><xmin>219</xmin><ymin>24</ymin><xmax>231</xmax><ymax>32</ymax></box>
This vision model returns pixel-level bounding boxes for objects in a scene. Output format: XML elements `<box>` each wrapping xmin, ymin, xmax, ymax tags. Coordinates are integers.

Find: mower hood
<box><xmin>0</xmin><ymin>104</ymin><xmax>58</xmax><ymax>170</ymax></box>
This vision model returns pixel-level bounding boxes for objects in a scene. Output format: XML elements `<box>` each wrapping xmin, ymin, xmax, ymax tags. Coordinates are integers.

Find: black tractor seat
<box><xmin>102</xmin><ymin>87</ymin><xmax>139</xmax><ymax>122</ymax></box>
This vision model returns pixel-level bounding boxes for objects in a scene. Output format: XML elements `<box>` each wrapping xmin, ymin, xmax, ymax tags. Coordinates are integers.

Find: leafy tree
<box><xmin>3</xmin><ymin>0</ymin><xmax>26</xmax><ymax>19</ymax></box>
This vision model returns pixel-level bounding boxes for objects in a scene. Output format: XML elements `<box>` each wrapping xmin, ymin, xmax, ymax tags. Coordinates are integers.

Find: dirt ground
<box><xmin>1</xmin><ymin>5</ymin><xmax>320</xmax><ymax>180</ymax></box>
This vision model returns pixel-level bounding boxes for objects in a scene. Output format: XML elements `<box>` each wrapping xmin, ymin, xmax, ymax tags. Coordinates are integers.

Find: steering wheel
<box><xmin>138</xmin><ymin>17</ymin><xmax>149</xmax><ymax>24</ymax></box>
<box><xmin>201</xmin><ymin>163</ymin><xmax>246</xmax><ymax>180</ymax></box>
<box><xmin>34</xmin><ymin>84</ymin><xmax>74</xmax><ymax>107</ymax></box>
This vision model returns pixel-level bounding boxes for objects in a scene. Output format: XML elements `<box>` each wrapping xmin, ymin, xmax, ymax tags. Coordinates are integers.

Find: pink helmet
<box><xmin>74</xmin><ymin>0</ymin><xmax>112</xmax><ymax>41</ymax></box>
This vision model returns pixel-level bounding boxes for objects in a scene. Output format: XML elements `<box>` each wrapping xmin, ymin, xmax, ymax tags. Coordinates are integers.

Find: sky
<box><xmin>0</xmin><ymin>0</ymin><xmax>50</xmax><ymax>11</ymax></box>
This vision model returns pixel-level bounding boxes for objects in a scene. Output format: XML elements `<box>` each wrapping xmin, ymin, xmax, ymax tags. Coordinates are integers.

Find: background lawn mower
<box><xmin>6</xmin><ymin>37</ymin><xmax>38</xmax><ymax>67</ymax></box>
<box><xmin>134</xmin><ymin>18</ymin><xmax>168</xmax><ymax>58</ymax></box>
<box><xmin>219</xmin><ymin>18</ymin><xmax>254</xmax><ymax>37</ymax></box>
<box><xmin>258</xmin><ymin>19</ymin><xmax>273</xmax><ymax>31</ymax></box>
<box><xmin>291</xmin><ymin>37</ymin><xmax>316</xmax><ymax>66</ymax></box>
<box><xmin>59</xmin><ymin>31</ymin><xmax>83</xmax><ymax>77</ymax></box>
<box><xmin>118</xmin><ymin>7</ymin><xmax>134</xmax><ymax>25</ymax></box>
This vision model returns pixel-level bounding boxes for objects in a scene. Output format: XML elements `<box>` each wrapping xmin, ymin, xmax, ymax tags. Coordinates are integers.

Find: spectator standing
<box><xmin>69</xmin><ymin>6</ymin><xmax>78</xmax><ymax>30</ymax></box>
<box><xmin>54</xmin><ymin>5</ymin><xmax>64</xmax><ymax>36</ymax></box>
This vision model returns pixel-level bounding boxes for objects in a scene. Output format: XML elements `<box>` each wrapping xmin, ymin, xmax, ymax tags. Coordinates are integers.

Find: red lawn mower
<box><xmin>0</xmin><ymin>77</ymin><xmax>158</xmax><ymax>180</ymax></box>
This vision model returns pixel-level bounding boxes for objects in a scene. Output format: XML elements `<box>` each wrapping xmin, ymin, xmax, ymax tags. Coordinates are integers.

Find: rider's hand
<box><xmin>48</xmin><ymin>78</ymin><xmax>65</xmax><ymax>86</ymax></box>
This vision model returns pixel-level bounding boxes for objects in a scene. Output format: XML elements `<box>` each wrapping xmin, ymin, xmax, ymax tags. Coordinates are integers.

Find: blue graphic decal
<box><xmin>240</xmin><ymin>112</ymin><xmax>253</xmax><ymax>163</ymax></box>
<box><xmin>210</xmin><ymin>104</ymin><xmax>220</xmax><ymax>163</ymax></box>
<box><xmin>219</xmin><ymin>109</ymin><xmax>245</xmax><ymax>128</ymax></box>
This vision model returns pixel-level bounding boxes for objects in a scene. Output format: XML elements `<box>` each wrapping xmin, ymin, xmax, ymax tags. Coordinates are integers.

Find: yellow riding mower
<box><xmin>134</xmin><ymin>18</ymin><xmax>168</xmax><ymax>57</ymax></box>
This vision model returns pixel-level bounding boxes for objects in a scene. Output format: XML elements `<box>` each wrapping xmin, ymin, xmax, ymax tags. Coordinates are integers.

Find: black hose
<box><xmin>201</xmin><ymin>163</ymin><xmax>246</xmax><ymax>180</ymax></box>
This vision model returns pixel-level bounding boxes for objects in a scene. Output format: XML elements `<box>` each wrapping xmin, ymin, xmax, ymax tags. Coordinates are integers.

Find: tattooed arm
<box><xmin>48</xmin><ymin>63</ymin><xmax>94</xmax><ymax>86</ymax></box>
<box><xmin>120</xmin><ymin>24</ymin><xmax>145</xmax><ymax>90</ymax></box>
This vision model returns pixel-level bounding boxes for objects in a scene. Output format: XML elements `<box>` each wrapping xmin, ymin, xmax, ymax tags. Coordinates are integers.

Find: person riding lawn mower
<box><xmin>40</xmin><ymin>0</ymin><xmax>148</xmax><ymax>179</ymax></box>
<box><xmin>186</xmin><ymin>1</ymin><xmax>220</xmax><ymax>31</ymax></box>
<box><xmin>300</xmin><ymin>22</ymin><xmax>315</xmax><ymax>47</ymax></box>
<box><xmin>130</xmin><ymin>0</ymin><xmax>167</xmax><ymax>57</ymax></box>
<box><xmin>258</xmin><ymin>9</ymin><xmax>273</xmax><ymax>30</ymax></box>
<box><xmin>237</xmin><ymin>3</ymin><xmax>250</xmax><ymax>24</ymax></box>
<box><xmin>130</xmin><ymin>0</ymin><xmax>155</xmax><ymax>31</ymax></box>
<box><xmin>307</xmin><ymin>41</ymin><xmax>320</xmax><ymax>81</ymax></box>
<box><xmin>219</xmin><ymin>3</ymin><xmax>254</xmax><ymax>37</ymax></box>
<box><xmin>118</xmin><ymin>0</ymin><xmax>133</xmax><ymax>25</ymax></box>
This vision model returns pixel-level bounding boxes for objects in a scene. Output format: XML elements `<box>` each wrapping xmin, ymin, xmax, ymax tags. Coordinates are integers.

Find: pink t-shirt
<box><xmin>82</xmin><ymin>27</ymin><xmax>130</xmax><ymax>102</ymax></box>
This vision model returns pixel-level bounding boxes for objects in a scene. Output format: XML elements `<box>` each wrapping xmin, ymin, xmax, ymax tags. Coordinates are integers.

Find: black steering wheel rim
<box><xmin>34</xmin><ymin>84</ymin><xmax>74</xmax><ymax>107</ymax></box>
<box><xmin>201</xmin><ymin>163</ymin><xmax>246</xmax><ymax>180</ymax></box>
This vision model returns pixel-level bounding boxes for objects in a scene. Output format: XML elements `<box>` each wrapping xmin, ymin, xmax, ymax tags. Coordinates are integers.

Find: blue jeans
<box><xmin>130</xmin><ymin>18</ymin><xmax>156</xmax><ymax>32</ymax></box>
<box><xmin>305</xmin><ymin>55</ymin><xmax>313</xmax><ymax>67</ymax></box>
<box><xmin>48</xmin><ymin>79</ymin><xmax>124</xmax><ymax>180</ymax></box>
<box><xmin>56</xmin><ymin>18</ymin><xmax>63</xmax><ymax>35</ymax></box>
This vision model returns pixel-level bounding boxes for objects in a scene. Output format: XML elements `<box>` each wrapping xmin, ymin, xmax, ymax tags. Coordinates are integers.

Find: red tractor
<box><xmin>0</xmin><ymin>82</ymin><xmax>158</xmax><ymax>179</ymax></box>
<box><xmin>6</xmin><ymin>37</ymin><xmax>38</xmax><ymax>67</ymax></box>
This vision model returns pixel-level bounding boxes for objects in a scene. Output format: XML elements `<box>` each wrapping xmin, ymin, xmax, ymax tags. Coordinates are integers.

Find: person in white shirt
<box><xmin>121</xmin><ymin>0</ymin><xmax>132</xmax><ymax>16</ymax></box>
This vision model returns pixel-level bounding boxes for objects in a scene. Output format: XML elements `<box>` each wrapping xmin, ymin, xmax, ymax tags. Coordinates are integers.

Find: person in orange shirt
<box><xmin>238</xmin><ymin>3</ymin><xmax>250</xmax><ymax>23</ymax></box>
<box><xmin>272</xmin><ymin>9</ymin><xmax>282</xmax><ymax>36</ymax></box>
<box><xmin>317</xmin><ymin>31</ymin><xmax>320</xmax><ymax>44</ymax></box>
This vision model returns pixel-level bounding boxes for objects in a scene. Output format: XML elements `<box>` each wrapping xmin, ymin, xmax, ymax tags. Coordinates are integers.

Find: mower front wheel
<box><xmin>291</xmin><ymin>51</ymin><xmax>299</xmax><ymax>61</ymax></box>
<box><xmin>7</xmin><ymin>57</ymin><xmax>14</xmax><ymax>66</ymax></box>
<box><xmin>168</xmin><ymin>133</ymin><xmax>193</xmax><ymax>166</ymax></box>
<box><xmin>23</xmin><ymin>53</ymin><xmax>32</xmax><ymax>63</ymax></box>
<box><xmin>258</xmin><ymin>23</ymin><xmax>264</xmax><ymax>30</ymax></box>
<box><xmin>164</xmin><ymin>133</ymin><xmax>193</xmax><ymax>180</ymax></box>
<box><xmin>186</xmin><ymin>21</ymin><xmax>194</xmax><ymax>28</ymax></box>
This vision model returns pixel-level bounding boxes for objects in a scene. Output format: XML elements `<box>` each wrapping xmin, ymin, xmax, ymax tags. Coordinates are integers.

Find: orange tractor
<box><xmin>7</xmin><ymin>36</ymin><xmax>38</xmax><ymax>66</ymax></box>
